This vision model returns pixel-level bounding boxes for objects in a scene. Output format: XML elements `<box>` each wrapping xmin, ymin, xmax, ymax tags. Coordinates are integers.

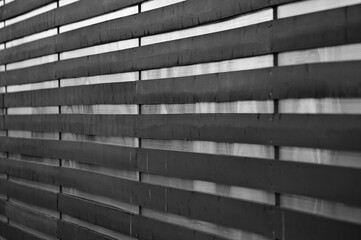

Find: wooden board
<box><xmin>0</xmin><ymin>0</ymin><xmax>56</xmax><ymax>22</ymax></box>
<box><xmin>1</xmin><ymin>114</ymin><xmax>359</xmax><ymax>151</ymax></box>
<box><xmin>0</xmin><ymin>0</ymin><xmax>300</xmax><ymax>64</ymax></box>
<box><xmin>2</xmin><ymin>61</ymin><xmax>361</xmax><ymax>107</ymax></box>
<box><xmin>1</xmin><ymin>5</ymin><xmax>361</xmax><ymax>86</ymax></box>
<box><xmin>0</xmin><ymin>0</ymin><xmax>147</xmax><ymax>44</ymax></box>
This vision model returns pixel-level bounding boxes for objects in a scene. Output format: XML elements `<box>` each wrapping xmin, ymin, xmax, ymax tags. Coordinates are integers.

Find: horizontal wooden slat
<box><xmin>0</xmin><ymin>0</ymin><xmax>146</xmax><ymax>44</ymax></box>
<box><xmin>0</xmin><ymin>158</ymin><xmax>138</xmax><ymax>204</ymax></box>
<box><xmin>58</xmin><ymin>194</ymin><xmax>132</xmax><ymax>236</ymax></box>
<box><xmin>131</xmin><ymin>214</ymin><xmax>228</xmax><ymax>240</ymax></box>
<box><xmin>136</xmin><ymin>114</ymin><xmax>361</xmax><ymax>151</ymax></box>
<box><xmin>3</xmin><ymin>201</ymin><xmax>58</xmax><ymax>237</ymax></box>
<box><xmin>1</xmin><ymin>5</ymin><xmax>361</xmax><ymax>87</ymax></box>
<box><xmin>1</xmin><ymin>158</ymin><xmax>360</xmax><ymax>239</ymax></box>
<box><xmin>1</xmin><ymin>114</ymin><xmax>359</xmax><ymax>151</ymax></box>
<box><xmin>1</xmin><ymin>159</ymin><xmax>277</xmax><ymax>238</ymax></box>
<box><xmin>0</xmin><ymin>0</ymin><xmax>299</xmax><ymax>64</ymax></box>
<box><xmin>0</xmin><ymin>220</ymin><xmax>46</xmax><ymax>240</ymax></box>
<box><xmin>139</xmin><ymin>183</ymin><xmax>279</xmax><ymax>238</ymax></box>
<box><xmin>0</xmin><ymin>159</ymin><xmax>278</xmax><ymax>238</ymax></box>
<box><xmin>138</xmin><ymin>148</ymin><xmax>361</xmax><ymax>207</ymax></box>
<box><xmin>59</xmin><ymin>194</ymin><xmax>228</xmax><ymax>240</ymax></box>
<box><xmin>4</xmin><ymin>81</ymin><xmax>136</xmax><ymax>107</ymax></box>
<box><xmin>1</xmin><ymin>136</ymin><xmax>360</xmax><ymax>206</ymax></box>
<box><xmin>57</xmin><ymin>220</ymin><xmax>117</xmax><ymax>240</ymax></box>
<box><xmin>3</xmin><ymin>61</ymin><xmax>361</xmax><ymax>107</ymax></box>
<box><xmin>0</xmin><ymin>0</ymin><xmax>56</xmax><ymax>22</ymax></box>
<box><xmin>57</xmin><ymin>217</ymin><xmax>230</xmax><ymax>240</ymax></box>
<box><xmin>136</xmin><ymin>61</ymin><xmax>361</xmax><ymax>104</ymax></box>
<box><xmin>0</xmin><ymin>178</ymin><xmax>58</xmax><ymax>211</ymax></box>
<box><xmin>0</xmin><ymin>137</ymin><xmax>137</xmax><ymax>170</ymax></box>
<box><xmin>0</xmin><ymin>159</ymin><xmax>59</xmax><ymax>186</ymax></box>
<box><xmin>282</xmin><ymin>209</ymin><xmax>361</xmax><ymax>240</ymax></box>
<box><xmin>1</xmin><ymin>114</ymin><xmax>136</xmax><ymax>137</ymax></box>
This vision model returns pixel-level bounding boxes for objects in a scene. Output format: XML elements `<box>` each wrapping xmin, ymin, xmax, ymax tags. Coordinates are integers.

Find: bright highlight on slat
<box><xmin>7</xmin><ymin>54</ymin><xmax>58</xmax><ymax>70</ymax></box>
<box><xmin>141</xmin><ymin>55</ymin><xmax>274</xmax><ymax>80</ymax></box>
<box><xmin>278</xmin><ymin>0</ymin><xmax>361</xmax><ymax>18</ymax></box>
<box><xmin>278</xmin><ymin>43</ymin><xmax>361</xmax><ymax>66</ymax></box>
<box><xmin>60</xmin><ymin>39</ymin><xmax>139</xmax><ymax>60</ymax></box>
<box><xmin>4</xmin><ymin>3</ymin><xmax>57</xmax><ymax>26</ymax></box>
<box><xmin>141</xmin><ymin>101</ymin><xmax>274</xmax><ymax>114</ymax></box>
<box><xmin>61</xmin><ymin>105</ymin><xmax>138</xmax><ymax>115</ymax></box>
<box><xmin>59</xmin><ymin>6</ymin><xmax>138</xmax><ymax>33</ymax></box>
<box><xmin>5</xmin><ymin>28</ymin><xmax>57</xmax><ymax>48</ymax></box>
<box><xmin>62</xmin><ymin>133</ymin><xmax>138</xmax><ymax>148</ymax></box>
<box><xmin>60</xmin><ymin>72</ymin><xmax>139</xmax><ymax>87</ymax></box>
<box><xmin>141</xmin><ymin>9</ymin><xmax>273</xmax><ymax>45</ymax></box>
<box><xmin>62</xmin><ymin>214</ymin><xmax>136</xmax><ymax>240</ymax></box>
<box><xmin>59</xmin><ymin>0</ymin><xmax>80</xmax><ymax>7</ymax></box>
<box><xmin>280</xmin><ymin>146</ymin><xmax>361</xmax><ymax>168</ymax></box>
<box><xmin>7</xmin><ymin>81</ymin><xmax>58</xmax><ymax>93</ymax></box>
<box><xmin>142</xmin><ymin>174</ymin><xmax>275</xmax><ymax>204</ymax></box>
<box><xmin>8</xmin><ymin>130</ymin><xmax>59</xmax><ymax>140</ymax></box>
<box><xmin>279</xmin><ymin>98</ymin><xmax>361</xmax><ymax>114</ymax></box>
<box><xmin>7</xmin><ymin>107</ymin><xmax>59</xmax><ymax>115</ymax></box>
<box><xmin>142</xmin><ymin>139</ymin><xmax>274</xmax><ymax>159</ymax></box>
<box><xmin>141</xmin><ymin>0</ymin><xmax>186</xmax><ymax>12</ymax></box>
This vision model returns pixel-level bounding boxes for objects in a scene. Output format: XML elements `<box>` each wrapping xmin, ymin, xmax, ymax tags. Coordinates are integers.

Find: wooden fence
<box><xmin>0</xmin><ymin>0</ymin><xmax>360</xmax><ymax>239</ymax></box>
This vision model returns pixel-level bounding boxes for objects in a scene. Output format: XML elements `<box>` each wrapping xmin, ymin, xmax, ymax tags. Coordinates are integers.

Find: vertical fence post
<box><xmin>273</xmin><ymin>5</ymin><xmax>281</xmax><ymax>240</ymax></box>
<box><xmin>3</xmin><ymin>31</ymin><xmax>9</xmax><ymax>227</ymax></box>
<box><xmin>56</xmin><ymin>1</ymin><xmax>63</xmax><ymax>239</ymax></box>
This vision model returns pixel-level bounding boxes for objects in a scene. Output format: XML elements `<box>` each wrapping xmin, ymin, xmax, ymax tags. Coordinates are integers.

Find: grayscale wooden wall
<box><xmin>0</xmin><ymin>0</ymin><xmax>361</xmax><ymax>239</ymax></box>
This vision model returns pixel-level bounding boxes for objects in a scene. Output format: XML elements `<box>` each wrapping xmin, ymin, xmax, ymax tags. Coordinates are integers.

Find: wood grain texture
<box><xmin>1</xmin><ymin>5</ymin><xmax>361</xmax><ymax>86</ymax></box>
<box><xmin>0</xmin><ymin>0</ymin><xmax>56</xmax><ymax>21</ymax></box>
<box><xmin>137</xmin><ymin>149</ymin><xmax>361</xmax><ymax>207</ymax></box>
<box><xmin>3</xmin><ymin>202</ymin><xmax>58</xmax><ymax>237</ymax></box>
<box><xmin>135</xmin><ymin>114</ymin><xmax>361</xmax><ymax>151</ymax></box>
<box><xmin>1</xmin><ymin>158</ymin><xmax>361</xmax><ymax>239</ymax></box>
<box><xmin>59</xmin><ymin>194</ymin><xmax>229</xmax><ymax>240</ymax></box>
<box><xmin>2</xmin><ymin>61</ymin><xmax>361</xmax><ymax>107</ymax></box>
<box><xmin>1</xmin><ymin>0</ymin><xmax>360</xmax><ymax>239</ymax></box>
<box><xmin>4</xmin><ymin>81</ymin><xmax>136</xmax><ymax>107</ymax></box>
<box><xmin>0</xmin><ymin>0</ymin><xmax>299</xmax><ymax>64</ymax></box>
<box><xmin>131</xmin><ymin>215</ymin><xmax>229</xmax><ymax>240</ymax></box>
<box><xmin>0</xmin><ymin>158</ymin><xmax>139</xmax><ymax>203</ymax></box>
<box><xmin>1</xmin><ymin>114</ymin><xmax>136</xmax><ymax>137</ymax></box>
<box><xmin>0</xmin><ymin>178</ymin><xmax>58</xmax><ymax>211</ymax></box>
<box><xmin>2</xmin><ymin>163</ymin><xmax>278</xmax><ymax>238</ymax></box>
<box><xmin>0</xmin><ymin>220</ymin><xmax>45</xmax><ymax>240</ymax></box>
<box><xmin>0</xmin><ymin>137</ymin><xmax>137</xmax><ymax>170</ymax></box>
<box><xmin>282</xmin><ymin>209</ymin><xmax>361</xmax><ymax>240</ymax></box>
<box><xmin>0</xmin><ymin>0</ymin><xmax>146</xmax><ymax>44</ymax></box>
<box><xmin>2</xmin><ymin>161</ymin><xmax>275</xmax><ymax>236</ymax></box>
<box><xmin>2</xmin><ymin>114</ymin><xmax>357</xmax><ymax>150</ymax></box>
<box><xmin>57</xmin><ymin>220</ymin><xmax>118</xmax><ymax>240</ymax></box>
<box><xmin>58</xmin><ymin>194</ymin><xmax>132</xmax><ymax>235</ymax></box>
<box><xmin>1</xmin><ymin>137</ymin><xmax>360</xmax><ymax>206</ymax></box>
